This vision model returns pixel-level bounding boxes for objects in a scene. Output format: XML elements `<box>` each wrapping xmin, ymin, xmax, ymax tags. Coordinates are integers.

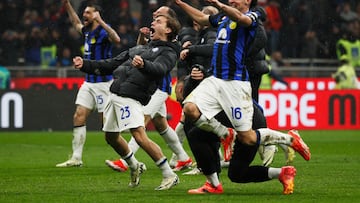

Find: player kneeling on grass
<box><xmin>72</xmin><ymin>14</ymin><xmax>181</xmax><ymax>190</ymax></box>
<box><xmin>175</xmin><ymin>0</ymin><xmax>311</xmax><ymax>195</ymax></box>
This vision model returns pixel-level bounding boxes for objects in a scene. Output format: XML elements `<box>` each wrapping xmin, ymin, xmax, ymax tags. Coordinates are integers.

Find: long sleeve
<box><xmin>80</xmin><ymin>51</ymin><xmax>130</xmax><ymax>75</ymax></box>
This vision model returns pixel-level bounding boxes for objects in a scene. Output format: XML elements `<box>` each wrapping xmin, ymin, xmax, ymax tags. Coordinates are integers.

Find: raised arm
<box><xmin>206</xmin><ymin>0</ymin><xmax>255</xmax><ymax>26</ymax></box>
<box><xmin>136</xmin><ymin>27</ymin><xmax>151</xmax><ymax>45</ymax></box>
<box><xmin>92</xmin><ymin>11</ymin><xmax>121</xmax><ymax>44</ymax></box>
<box><xmin>73</xmin><ymin>51</ymin><xmax>130</xmax><ymax>75</ymax></box>
<box><xmin>62</xmin><ymin>0</ymin><xmax>83</xmax><ymax>33</ymax></box>
<box><xmin>206</xmin><ymin>0</ymin><xmax>265</xmax><ymax>26</ymax></box>
<box><xmin>175</xmin><ymin>0</ymin><xmax>210</xmax><ymax>26</ymax></box>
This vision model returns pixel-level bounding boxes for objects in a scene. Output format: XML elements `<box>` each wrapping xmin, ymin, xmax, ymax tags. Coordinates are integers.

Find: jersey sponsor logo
<box><xmin>216</xmin><ymin>28</ymin><xmax>230</xmax><ymax>44</ymax></box>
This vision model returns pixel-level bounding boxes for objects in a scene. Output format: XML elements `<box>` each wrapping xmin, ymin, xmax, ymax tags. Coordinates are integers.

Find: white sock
<box><xmin>160</xmin><ymin>126</ymin><xmax>189</xmax><ymax>161</ymax></box>
<box><xmin>279</xmin><ymin>143</ymin><xmax>288</xmax><ymax>152</ymax></box>
<box><xmin>122</xmin><ymin>151</ymin><xmax>138</xmax><ymax>170</ymax></box>
<box><xmin>156</xmin><ymin>157</ymin><xmax>174</xmax><ymax>178</ymax></box>
<box><xmin>71</xmin><ymin>125</ymin><xmax>86</xmax><ymax>160</ymax></box>
<box><xmin>206</xmin><ymin>172</ymin><xmax>220</xmax><ymax>187</ymax></box>
<box><xmin>194</xmin><ymin>114</ymin><xmax>228</xmax><ymax>139</ymax></box>
<box><xmin>175</xmin><ymin>121</ymin><xmax>186</xmax><ymax>144</ymax></box>
<box><xmin>258</xmin><ymin>128</ymin><xmax>292</xmax><ymax>146</ymax></box>
<box><xmin>268</xmin><ymin>167</ymin><xmax>281</xmax><ymax>179</ymax></box>
<box><xmin>128</xmin><ymin>136</ymin><xmax>140</xmax><ymax>154</ymax></box>
<box><xmin>218</xmin><ymin>148</ymin><xmax>224</xmax><ymax>161</ymax></box>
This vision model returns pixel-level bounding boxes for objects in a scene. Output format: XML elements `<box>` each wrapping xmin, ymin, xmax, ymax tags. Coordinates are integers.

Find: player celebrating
<box><xmin>175</xmin><ymin>0</ymin><xmax>311</xmax><ymax>194</ymax></box>
<box><xmin>105</xmin><ymin>6</ymin><xmax>192</xmax><ymax>173</ymax></box>
<box><xmin>72</xmin><ymin>14</ymin><xmax>181</xmax><ymax>190</ymax></box>
<box><xmin>56</xmin><ymin>1</ymin><xmax>120</xmax><ymax>168</ymax></box>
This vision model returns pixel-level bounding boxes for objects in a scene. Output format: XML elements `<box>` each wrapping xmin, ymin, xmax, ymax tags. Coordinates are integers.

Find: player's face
<box><xmin>82</xmin><ymin>6</ymin><xmax>95</xmax><ymax>27</ymax></box>
<box><xmin>150</xmin><ymin>16</ymin><xmax>170</xmax><ymax>41</ymax></box>
<box><xmin>228</xmin><ymin>0</ymin><xmax>250</xmax><ymax>12</ymax></box>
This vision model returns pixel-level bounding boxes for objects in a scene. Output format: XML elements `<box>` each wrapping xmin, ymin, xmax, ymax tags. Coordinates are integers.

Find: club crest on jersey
<box><xmin>91</xmin><ymin>37</ymin><xmax>96</xmax><ymax>44</ymax></box>
<box><xmin>230</xmin><ymin>21</ymin><xmax>237</xmax><ymax>29</ymax></box>
<box><xmin>152</xmin><ymin>47</ymin><xmax>159</xmax><ymax>52</ymax></box>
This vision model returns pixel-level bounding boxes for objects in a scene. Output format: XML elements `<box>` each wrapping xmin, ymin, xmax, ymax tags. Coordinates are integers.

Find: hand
<box><xmin>182</xmin><ymin>41</ymin><xmax>192</xmax><ymax>48</ymax></box>
<box><xmin>180</xmin><ymin>49</ymin><xmax>189</xmax><ymax>60</ymax></box>
<box><xmin>73</xmin><ymin>56</ymin><xmax>83</xmax><ymax>69</ymax></box>
<box><xmin>175</xmin><ymin>80</ymin><xmax>184</xmax><ymax>102</ymax></box>
<box><xmin>190</xmin><ymin>67</ymin><xmax>204</xmax><ymax>80</ymax></box>
<box><xmin>174</xmin><ymin>0</ymin><xmax>183</xmax><ymax>5</ymax></box>
<box><xmin>62</xmin><ymin>0</ymin><xmax>71</xmax><ymax>7</ymax></box>
<box><xmin>131</xmin><ymin>55</ymin><xmax>144</xmax><ymax>68</ymax></box>
<box><xmin>92</xmin><ymin>11</ymin><xmax>102</xmax><ymax>23</ymax></box>
<box><xmin>139</xmin><ymin>27</ymin><xmax>151</xmax><ymax>35</ymax></box>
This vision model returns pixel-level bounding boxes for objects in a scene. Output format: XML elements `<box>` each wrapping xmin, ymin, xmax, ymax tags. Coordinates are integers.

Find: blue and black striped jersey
<box><xmin>209</xmin><ymin>12</ymin><xmax>258</xmax><ymax>81</ymax></box>
<box><xmin>82</xmin><ymin>25</ymin><xmax>113</xmax><ymax>83</ymax></box>
<box><xmin>157</xmin><ymin>72</ymin><xmax>172</xmax><ymax>95</ymax></box>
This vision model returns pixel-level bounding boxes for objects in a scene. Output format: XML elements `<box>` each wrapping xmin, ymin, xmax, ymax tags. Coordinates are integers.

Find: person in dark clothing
<box><xmin>72</xmin><ymin>14</ymin><xmax>181</xmax><ymax>191</ymax></box>
<box><xmin>106</xmin><ymin>5</ymin><xmax>192</xmax><ymax>173</ymax></box>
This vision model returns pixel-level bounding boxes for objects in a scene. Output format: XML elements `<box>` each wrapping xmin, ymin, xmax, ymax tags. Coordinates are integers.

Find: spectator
<box><xmin>332</xmin><ymin>55</ymin><xmax>360</xmax><ymax>89</ymax></box>
<box><xmin>280</xmin><ymin>15</ymin><xmax>299</xmax><ymax>58</ymax></box>
<box><xmin>356</xmin><ymin>2</ymin><xmax>360</xmax><ymax>20</ymax></box>
<box><xmin>300</xmin><ymin>30</ymin><xmax>328</xmax><ymax>59</ymax></box>
<box><xmin>64</xmin><ymin>27</ymin><xmax>83</xmax><ymax>58</ymax></box>
<box><xmin>4</xmin><ymin>0</ymin><xmax>22</xmax><ymax>31</ymax></box>
<box><xmin>0</xmin><ymin>1</ymin><xmax>6</xmax><ymax>34</ymax></box>
<box><xmin>265</xmin><ymin>0</ymin><xmax>283</xmax><ymax>53</ymax></box>
<box><xmin>50</xmin><ymin>46</ymin><xmax>72</xmax><ymax>67</ymax></box>
<box><xmin>336</xmin><ymin>20</ymin><xmax>360</xmax><ymax>68</ymax></box>
<box><xmin>112</xmin><ymin>23</ymin><xmax>136</xmax><ymax>56</ymax></box>
<box><xmin>0</xmin><ymin>30</ymin><xmax>21</xmax><ymax>65</ymax></box>
<box><xmin>24</xmin><ymin>27</ymin><xmax>42</xmax><ymax>66</ymax></box>
<box><xmin>292</xmin><ymin>1</ymin><xmax>312</xmax><ymax>43</ymax></box>
<box><xmin>339</xmin><ymin>2</ymin><xmax>359</xmax><ymax>23</ymax></box>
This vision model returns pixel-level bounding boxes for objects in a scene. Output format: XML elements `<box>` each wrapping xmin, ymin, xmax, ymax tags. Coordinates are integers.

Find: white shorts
<box><xmin>75</xmin><ymin>81</ymin><xmax>112</xmax><ymax>113</ymax></box>
<box><xmin>183</xmin><ymin>76</ymin><xmax>253</xmax><ymax>131</ymax></box>
<box><xmin>143</xmin><ymin>89</ymin><xmax>168</xmax><ymax>118</ymax></box>
<box><xmin>102</xmin><ymin>94</ymin><xmax>145</xmax><ymax>132</ymax></box>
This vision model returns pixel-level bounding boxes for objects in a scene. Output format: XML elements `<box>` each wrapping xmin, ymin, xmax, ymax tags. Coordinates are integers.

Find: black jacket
<box><xmin>180</xmin><ymin>27</ymin><xmax>217</xmax><ymax>100</ymax></box>
<box><xmin>80</xmin><ymin>40</ymin><xmax>180</xmax><ymax>105</ymax></box>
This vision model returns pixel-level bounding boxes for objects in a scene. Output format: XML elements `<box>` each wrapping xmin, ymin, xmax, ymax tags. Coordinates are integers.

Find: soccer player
<box><xmin>175</xmin><ymin>0</ymin><xmax>311</xmax><ymax>194</ymax></box>
<box><xmin>105</xmin><ymin>6</ymin><xmax>192</xmax><ymax>172</ymax></box>
<box><xmin>173</xmin><ymin>5</ymin><xmax>221</xmax><ymax>173</ymax></box>
<box><xmin>56</xmin><ymin>0</ymin><xmax>120</xmax><ymax>167</ymax></box>
<box><xmin>72</xmin><ymin>14</ymin><xmax>181</xmax><ymax>190</ymax></box>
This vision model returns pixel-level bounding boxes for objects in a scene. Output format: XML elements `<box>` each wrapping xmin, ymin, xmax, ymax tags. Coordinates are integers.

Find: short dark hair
<box><xmin>159</xmin><ymin>15</ymin><xmax>181</xmax><ymax>41</ymax></box>
<box><xmin>250</xmin><ymin>0</ymin><xmax>258</xmax><ymax>8</ymax></box>
<box><xmin>87</xmin><ymin>4</ymin><xmax>103</xmax><ymax>15</ymax></box>
<box><xmin>167</xmin><ymin>7</ymin><xmax>178</xmax><ymax>19</ymax></box>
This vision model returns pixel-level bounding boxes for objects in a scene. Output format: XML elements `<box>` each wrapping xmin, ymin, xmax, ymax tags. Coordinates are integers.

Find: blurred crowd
<box><xmin>0</xmin><ymin>0</ymin><xmax>359</xmax><ymax>67</ymax></box>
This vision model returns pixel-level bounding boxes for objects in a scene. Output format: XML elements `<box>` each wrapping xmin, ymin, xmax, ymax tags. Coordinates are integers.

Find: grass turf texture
<box><xmin>0</xmin><ymin>130</ymin><xmax>359</xmax><ymax>203</ymax></box>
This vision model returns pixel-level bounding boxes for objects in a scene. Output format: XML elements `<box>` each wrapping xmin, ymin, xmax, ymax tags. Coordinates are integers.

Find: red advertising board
<box><xmin>259</xmin><ymin>90</ymin><xmax>360</xmax><ymax>130</ymax></box>
<box><xmin>9</xmin><ymin>77</ymin><xmax>360</xmax><ymax>130</ymax></box>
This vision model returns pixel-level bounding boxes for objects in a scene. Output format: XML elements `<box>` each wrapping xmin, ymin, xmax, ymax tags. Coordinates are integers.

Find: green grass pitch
<box><xmin>1</xmin><ymin>130</ymin><xmax>359</xmax><ymax>202</ymax></box>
